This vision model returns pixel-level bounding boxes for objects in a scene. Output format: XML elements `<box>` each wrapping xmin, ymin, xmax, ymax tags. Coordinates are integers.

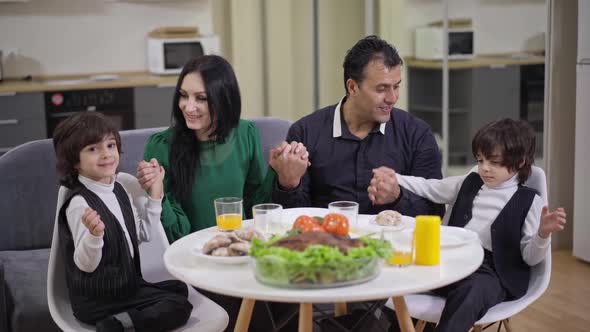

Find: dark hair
<box><xmin>342</xmin><ymin>35</ymin><xmax>403</xmax><ymax>95</ymax></box>
<box><xmin>169</xmin><ymin>55</ymin><xmax>241</xmax><ymax>202</ymax></box>
<box><xmin>53</xmin><ymin>112</ymin><xmax>122</xmax><ymax>188</ymax></box>
<box><xmin>472</xmin><ymin>118</ymin><xmax>535</xmax><ymax>184</ymax></box>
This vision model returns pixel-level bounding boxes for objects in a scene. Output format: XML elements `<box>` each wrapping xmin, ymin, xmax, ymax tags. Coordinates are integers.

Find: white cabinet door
<box><xmin>574</xmin><ymin>64</ymin><xmax>590</xmax><ymax>262</ymax></box>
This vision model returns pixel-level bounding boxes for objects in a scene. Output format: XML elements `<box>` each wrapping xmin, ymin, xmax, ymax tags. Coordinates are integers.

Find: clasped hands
<box><xmin>269</xmin><ymin>141</ymin><xmax>401</xmax><ymax>206</ymax></box>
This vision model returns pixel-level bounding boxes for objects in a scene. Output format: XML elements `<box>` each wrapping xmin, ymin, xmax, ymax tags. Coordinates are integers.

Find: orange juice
<box><xmin>216</xmin><ymin>213</ymin><xmax>242</xmax><ymax>231</ymax></box>
<box><xmin>389</xmin><ymin>251</ymin><xmax>413</xmax><ymax>266</ymax></box>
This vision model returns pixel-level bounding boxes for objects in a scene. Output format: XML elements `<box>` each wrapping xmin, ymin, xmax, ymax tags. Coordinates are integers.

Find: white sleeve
<box><xmin>396</xmin><ymin>173</ymin><xmax>468</xmax><ymax>205</ymax></box>
<box><xmin>129</xmin><ymin>192</ymin><xmax>162</xmax><ymax>244</ymax></box>
<box><xmin>66</xmin><ymin>196</ymin><xmax>103</xmax><ymax>273</ymax></box>
<box><xmin>521</xmin><ymin>195</ymin><xmax>551</xmax><ymax>266</ymax></box>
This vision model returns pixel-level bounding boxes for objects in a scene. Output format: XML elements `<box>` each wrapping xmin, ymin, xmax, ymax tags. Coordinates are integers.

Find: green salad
<box><xmin>250</xmin><ymin>236</ymin><xmax>391</xmax><ymax>287</ymax></box>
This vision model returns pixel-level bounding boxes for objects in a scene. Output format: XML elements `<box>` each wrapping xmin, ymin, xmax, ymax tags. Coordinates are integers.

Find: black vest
<box><xmin>448</xmin><ymin>172</ymin><xmax>537</xmax><ymax>299</ymax></box>
<box><xmin>58</xmin><ymin>182</ymin><xmax>142</xmax><ymax>300</ymax></box>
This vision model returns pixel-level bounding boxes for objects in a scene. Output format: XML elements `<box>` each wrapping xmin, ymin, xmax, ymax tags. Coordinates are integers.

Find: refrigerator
<box><xmin>573</xmin><ymin>0</ymin><xmax>590</xmax><ymax>262</ymax></box>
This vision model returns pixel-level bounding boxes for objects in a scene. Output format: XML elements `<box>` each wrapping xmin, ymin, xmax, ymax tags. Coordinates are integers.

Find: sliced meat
<box><xmin>270</xmin><ymin>231</ymin><xmax>364</xmax><ymax>254</ymax></box>
<box><xmin>202</xmin><ymin>234</ymin><xmax>232</xmax><ymax>254</ymax></box>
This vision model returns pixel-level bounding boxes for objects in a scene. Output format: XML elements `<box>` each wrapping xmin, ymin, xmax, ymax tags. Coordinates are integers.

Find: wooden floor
<box><xmin>487</xmin><ymin>250</ymin><xmax>590</xmax><ymax>332</ymax></box>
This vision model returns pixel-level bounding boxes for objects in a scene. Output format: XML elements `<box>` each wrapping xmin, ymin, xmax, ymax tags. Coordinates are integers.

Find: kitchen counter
<box><xmin>0</xmin><ymin>71</ymin><xmax>179</xmax><ymax>94</ymax></box>
<box><xmin>406</xmin><ymin>52</ymin><xmax>545</xmax><ymax>69</ymax></box>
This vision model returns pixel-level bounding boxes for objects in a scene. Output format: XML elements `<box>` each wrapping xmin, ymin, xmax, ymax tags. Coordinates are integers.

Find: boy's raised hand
<box><xmin>538</xmin><ymin>206</ymin><xmax>567</xmax><ymax>238</ymax></box>
<box><xmin>81</xmin><ymin>208</ymin><xmax>105</xmax><ymax>237</ymax></box>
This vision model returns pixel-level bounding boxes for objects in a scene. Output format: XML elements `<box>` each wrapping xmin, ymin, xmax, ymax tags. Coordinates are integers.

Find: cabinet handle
<box><xmin>0</xmin><ymin>92</ymin><xmax>17</xmax><ymax>97</ymax></box>
<box><xmin>0</xmin><ymin>119</ymin><xmax>19</xmax><ymax>126</ymax></box>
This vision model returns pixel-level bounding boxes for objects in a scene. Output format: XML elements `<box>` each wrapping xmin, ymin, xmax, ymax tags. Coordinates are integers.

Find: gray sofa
<box><xmin>0</xmin><ymin>117</ymin><xmax>291</xmax><ymax>332</ymax></box>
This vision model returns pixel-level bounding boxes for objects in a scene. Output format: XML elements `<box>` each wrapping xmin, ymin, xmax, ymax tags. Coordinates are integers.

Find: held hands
<box><xmin>81</xmin><ymin>208</ymin><xmax>105</xmax><ymax>237</ymax></box>
<box><xmin>136</xmin><ymin>158</ymin><xmax>166</xmax><ymax>199</ymax></box>
<box><xmin>538</xmin><ymin>206</ymin><xmax>567</xmax><ymax>239</ymax></box>
<box><xmin>269</xmin><ymin>141</ymin><xmax>310</xmax><ymax>190</ymax></box>
<box><xmin>367</xmin><ymin>166</ymin><xmax>401</xmax><ymax>205</ymax></box>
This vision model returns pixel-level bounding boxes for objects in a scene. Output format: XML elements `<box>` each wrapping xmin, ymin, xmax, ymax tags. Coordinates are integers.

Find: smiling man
<box><xmin>270</xmin><ymin>35</ymin><xmax>443</xmax><ymax>217</ymax></box>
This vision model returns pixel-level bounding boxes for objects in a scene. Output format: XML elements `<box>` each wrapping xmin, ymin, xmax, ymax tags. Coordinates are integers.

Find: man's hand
<box><xmin>538</xmin><ymin>206</ymin><xmax>567</xmax><ymax>238</ymax></box>
<box><xmin>269</xmin><ymin>141</ymin><xmax>310</xmax><ymax>190</ymax></box>
<box><xmin>81</xmin><ymin>208</ymin><xmax>105</xmax><ymax>237</ymax></box>
<box><xmin>367</xmin><ymin>166</ymin><xmax>401</xmax><ymax>205</ymax></box>
<box><xmin>137</xmin><ymin>158</ymin><xmax>165</xmax><ymax>199</ymax></box>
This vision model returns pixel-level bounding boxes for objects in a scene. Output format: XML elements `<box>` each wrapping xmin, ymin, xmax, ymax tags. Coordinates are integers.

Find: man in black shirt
<box><xmin>271</xmin><ymin>35</ymin><xmax>443</xmax><ymax>217</ymax></box>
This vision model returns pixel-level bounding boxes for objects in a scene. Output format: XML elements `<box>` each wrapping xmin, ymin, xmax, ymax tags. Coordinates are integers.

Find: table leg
<box><xmin>392</xmin><ymin>296</ymin><xmax>416</xmax><ymax>332</ymax></box>
<box><xmin>234</xmin><ymin>298</ymin><xmax>256</xmax><ymax>332</ymax></box>
<box><xmin>334</xmin><ymin>302</ymin><xmax>348</xmax><ymax>317</ymax></box>
<box><xmin>298</xmin><ymin>303</ymin><xmax>313</xmax><ymax>332</ymax></box>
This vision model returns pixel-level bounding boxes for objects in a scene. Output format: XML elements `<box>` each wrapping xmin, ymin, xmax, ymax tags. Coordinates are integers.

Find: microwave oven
<box><xmin>415</xmin><ymin>27</ymin><xmax>474</xmax><ymax>60</ymax></box>
<box><xmin>148</xmin><ymin>34</ymin><xmax>220</xmax><ymax>75</ymax></box>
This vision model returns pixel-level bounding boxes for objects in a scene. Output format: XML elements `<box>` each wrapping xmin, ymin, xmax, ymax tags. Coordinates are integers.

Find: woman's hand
<box><xmin>269</xmin><ymin>141</ymin><xmax>310</xmax><ymax>190</ymax></box>
<box><xmin>137</xmin><ymin>158</ymin><xmax>165</xmax><ymax>199</ymax></box>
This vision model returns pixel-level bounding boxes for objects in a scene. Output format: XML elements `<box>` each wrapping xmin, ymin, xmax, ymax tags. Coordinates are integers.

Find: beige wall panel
<box><xmin>230</xmin><ymin>0</ymin><xmax>265</xmax><ymax>118</ymax></box>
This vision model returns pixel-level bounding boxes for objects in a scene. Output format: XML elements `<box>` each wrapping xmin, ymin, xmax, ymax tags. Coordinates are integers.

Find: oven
<box><xmin>44</xmin><ymin>88</ymin><xmax>135</xmax><ymax>138</ymax></box>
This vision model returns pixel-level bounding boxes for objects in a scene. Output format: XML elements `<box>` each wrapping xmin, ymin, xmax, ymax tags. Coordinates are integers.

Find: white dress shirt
<box><xmin>396</xmin><ymin>171</ymin><xmax>550</xmax><ymax>266</ymax></box>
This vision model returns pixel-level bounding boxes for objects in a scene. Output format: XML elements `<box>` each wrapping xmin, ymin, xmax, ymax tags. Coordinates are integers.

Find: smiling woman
<box><xmin>138</xmin><ymin>55</ymin><xmax>292</xmax><ymax>331</ymax></box>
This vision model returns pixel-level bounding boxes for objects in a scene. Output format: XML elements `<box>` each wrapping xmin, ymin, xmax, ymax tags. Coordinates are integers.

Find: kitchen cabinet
<box><xmin>409</xmin><ymin>65</ymin><xmax>520</xmax><ymax>164</ymax></box>
<box><xmin>0</xmin><ymin>92</ymin><xmax>46</xmax><ymax>155</ymax></box>
<box><xmin>134</xmin><ymin>85</ymin><xmax>175</xmax><ymax>129</ymax></box>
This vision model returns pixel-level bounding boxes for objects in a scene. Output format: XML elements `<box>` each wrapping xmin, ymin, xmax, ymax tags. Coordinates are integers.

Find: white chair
<box><xmin>386</xmin><ymin>166</ymin><xmax>551</xmax><ymax>332</ymax></box>
<box><xmin>47</xmin><ymin>172</ymin><xmax>229</xmax><ymax>332</ymax></box>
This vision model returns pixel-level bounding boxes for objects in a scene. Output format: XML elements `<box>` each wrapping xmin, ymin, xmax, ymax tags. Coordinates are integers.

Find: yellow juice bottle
<box><xmin>414</xmin><ymin>215</ymin><xmax>440</xmax><ymax>266</ymax></box>
<box><xmin>216</xmin><ymin>213</ymin><xmax>242</xmax><ymax>231</ymax></box>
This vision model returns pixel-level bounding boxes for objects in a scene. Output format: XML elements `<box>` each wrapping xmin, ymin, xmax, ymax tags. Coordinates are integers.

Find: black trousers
<box><xmin>196</xmin><ymin>287</ymin><xmax>300</xmax><ymax>332</ymax></box>
<box><xmin>432</xmin><ymin>250</ymin><xmax>508</xmax><ymax>332</ymax></box>
<box><xmin>72</xmin><ymin>279</ymin><xmax>193</xmax><ymax>332</ymax></box>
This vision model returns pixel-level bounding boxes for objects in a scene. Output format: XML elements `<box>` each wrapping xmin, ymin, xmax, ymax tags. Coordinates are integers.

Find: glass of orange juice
<box><xmin>387</xmin><ymin>230</ymin><xmax>414</xmax><ymax>267</ymax></box>
<box><xmin>214</xmin><ymin>197</ymin><xmax>243</xmax><ymax>231</ymax></box>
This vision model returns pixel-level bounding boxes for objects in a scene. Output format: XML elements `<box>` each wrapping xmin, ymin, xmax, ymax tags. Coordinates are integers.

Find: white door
<box><xmin>578</xmin><ymin>0</ymin><xmax>590</xmax><ymax>61</ymax></box>
<box><xmin>573</xmin><ymin>63</ymin><xmax>590</xmax><ymax>262</ymax></box>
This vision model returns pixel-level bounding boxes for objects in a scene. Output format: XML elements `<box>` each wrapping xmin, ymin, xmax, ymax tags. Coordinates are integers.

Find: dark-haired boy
<box><xmin>380</xmin><ymin>118</ymin><xmax>566</xmax><ymax>332</ymax></box>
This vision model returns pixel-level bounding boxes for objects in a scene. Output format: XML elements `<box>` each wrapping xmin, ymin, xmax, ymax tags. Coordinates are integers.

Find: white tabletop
<box><xmin>164</xmin><ymin>208</ymin><xmax>483</xmax><ymax>304</ymax></box>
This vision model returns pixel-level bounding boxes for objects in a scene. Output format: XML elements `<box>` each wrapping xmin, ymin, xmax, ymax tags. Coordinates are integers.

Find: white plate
<box><xmin>191</xmin><ymin>247</ymin><xmax>251</xmax><ymax>265</ymax></box>
<box><xmin>440</xmin><ymin>227</ymin><xmax>479</xmax><ymax>248</ymax></box>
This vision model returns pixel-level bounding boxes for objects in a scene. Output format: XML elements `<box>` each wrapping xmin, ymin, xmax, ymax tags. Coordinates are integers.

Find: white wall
<box><xmin>0</xmin><ymin>0</ymin><xmax>211</xmax><ymax>78</ymax></box>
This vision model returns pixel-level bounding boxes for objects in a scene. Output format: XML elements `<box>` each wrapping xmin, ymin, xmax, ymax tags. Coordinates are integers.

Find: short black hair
<box><xmin>169</xmin><ymin>55</ymin><xmax>242</xmax><ymax>202</ymax></box>
<box><xmin>53</xmin><ymin>112</ymin><xmax>122</xmax><ymax>188</ymax></box>
<box><xmin>342</xmin><ymin>35</ymin><xmax>403</xmax><ymax>95</ymax></box>
<box><xmin>472</xmin><ymin>118</ymin><xmax>536</xmax><ymax>184</ymax></box>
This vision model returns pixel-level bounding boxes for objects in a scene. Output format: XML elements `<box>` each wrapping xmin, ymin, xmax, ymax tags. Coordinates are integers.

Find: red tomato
<box><xmin>300</xmin><ymin>223</ymin><xmax>326</xmax><ymax>233</ymax></box>
<box><xmin>322</xmin><ymin>213</ymin><xmax>349</xmax><ymax>236</ymax></box>
<box><xmin>292</xmin><ymin>215</ymin><xmax>317</xmax><ymax>231</ymax></box>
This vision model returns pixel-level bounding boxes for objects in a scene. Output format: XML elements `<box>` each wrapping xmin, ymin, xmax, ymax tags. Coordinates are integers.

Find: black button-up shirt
<box><xmin>272</xmin><ymin>98</ymin><xmax>444</xmax><ymax>216</ymax></box>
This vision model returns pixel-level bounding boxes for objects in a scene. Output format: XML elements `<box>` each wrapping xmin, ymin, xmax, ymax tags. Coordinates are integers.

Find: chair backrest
<box><xmin>249</xmin><ymin>117</ymin><xmax>292</xmax><ymax>167</ymax></box>
<box><xmin>47</xmin><ymin>186</ymin><xmax>94</xmax><ymax>332</ymax></box>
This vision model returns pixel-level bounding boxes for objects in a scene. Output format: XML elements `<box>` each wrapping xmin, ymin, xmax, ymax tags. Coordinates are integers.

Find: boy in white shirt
<box><xmin>53</xmin><ymin>112</ymin><xmax>192</xmax><ymax>332</ymax></box>
<box><xmin>369</xmin><ymin>119</ymin><xmax>566</xmax><ymax>332</ymax></box>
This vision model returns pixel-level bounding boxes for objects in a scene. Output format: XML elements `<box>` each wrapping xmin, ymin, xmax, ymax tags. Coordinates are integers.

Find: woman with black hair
<box><xmin>137</xmin><ymin>55</ymin><xmax>297</xmax><ymax>331</ymax></box>
<box><xmin>138</xmin><ymin>55</ymin><xmax>274</xmax><ymax>242</ymax></box>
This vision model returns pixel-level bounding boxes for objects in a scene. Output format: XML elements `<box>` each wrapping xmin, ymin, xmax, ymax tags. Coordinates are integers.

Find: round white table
<box><xmin>164</xmin><ymin>208</ymin><xmax>483</xmax><ymax>332</ymax></box>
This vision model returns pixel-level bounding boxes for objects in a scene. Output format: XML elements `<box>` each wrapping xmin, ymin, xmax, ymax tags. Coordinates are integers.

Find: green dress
<box><xmin>143</xmin><ymin>119</ymin><xmax>275</xmax><ymax>242</ymax></box>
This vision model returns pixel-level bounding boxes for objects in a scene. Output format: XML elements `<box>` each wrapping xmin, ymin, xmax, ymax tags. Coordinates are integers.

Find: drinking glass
<box><xmin>328</xmin><ymin>201</ymin><xmax>359</xmax><ymax>233</ymax></box>
<box><xmin>214</xmin><ymin>197</ymin><xmax>243</xmax><ymax>231</ymax></box>
<box><xmin>252</xmin><ymin>203</ymin><xmax>284</xmax><ymax>235</ymax></box>
<box><xmin>388</xmin><ymin>229</ymin><xmax>414</xmax><ymax>267</ymax></box>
